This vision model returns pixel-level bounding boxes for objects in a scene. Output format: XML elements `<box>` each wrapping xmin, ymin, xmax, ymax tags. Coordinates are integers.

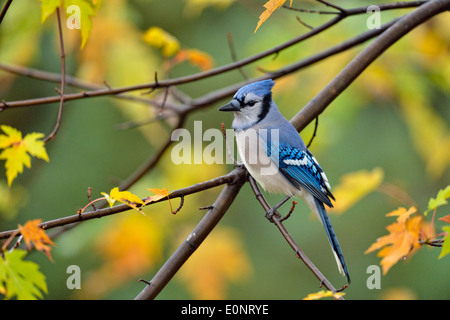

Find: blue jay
<box><xmin>219</xmin><ymin>79</ymin><xmax>350</xmax><ymax>283</ymax></box>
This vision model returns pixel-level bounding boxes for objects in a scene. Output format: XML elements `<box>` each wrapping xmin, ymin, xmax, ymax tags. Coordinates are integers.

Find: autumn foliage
<box><xmin>0</xmin><ymin>0</ymin><xmax>449</xmax><ymax>301</ymax></box>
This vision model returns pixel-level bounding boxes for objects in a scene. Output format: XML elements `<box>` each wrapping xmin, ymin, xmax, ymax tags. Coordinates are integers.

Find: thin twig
<box><xmin>198</xmin><ymin>205</ymin><xmax>214</xmax><ymax>210</ymax></box>
<box><xmin>0</xmin><ymin>169</ymin><xmax>242</xmax><ymax>240</ymax></box>
<box><xmin>306</xmin><ymin>117</ymin><xmax>319</xmax><ymax>148</ymax></box>
<box><xmin>0</xmin><ymin>0</ymin><xmax>13</xmax><ymax>24</ymax></box>
<box><xmin>280</xmin><ymin>201</ymin><xmax>298</xmax><ymax>222</ymax></box>
<box><xmin>248</xmin><ymin>176</ymin><xmax>344</xmax><ymax>295</ymax></box>
<box><xmin>286</xmin><ymin>1</ymin><xmax>428</xmax><ymax>15</ymax></box>
<box><xmin>172</xmin><ymin>195</ymin><xmax>184</xmax><ymax>214</ymax></box>
<box><xmin>158</xmin><ymin>86</ymin><xmax>170</xmax><ymax>114</ymax></box>
<box><xmin>227</xmin><ymin>32</ymin><xmax>249</xmax><ymax>80</ymax></box>
<box><xmin>419</xmin><ymin>238</ymin><xmax>444</xmax><ymax>247</ymax></box>
<box><xmin>0</xmin><ymin>1</ymin><xmax>429</xmax><ymax>112</ymax></box>
<box><xmin>283</xmin><ymin>5</ymin><xmax>337</xmax><ymax>15</ymax></box>
<box><xmin>0</xmin><ymin>13</ymin><xmax>346</xmax><ymax>110</ymax></box>
<box><xmin>0</xmin><ymin>63</ymin><xmax>180</xmax><ymax>112</ymax></box>
<box><xmin>316</xmin><ymin>0</ymin><xmax>347</xmax><ymax>15</ymax></box>
<box><xmin>296</xmin><ymin>16</ymin><xmax>314</xmax><ymax>30</ymax></box>
<box><xmin>87</xmin><ymin>187</ymin><xmax>97</xmax><ymax>211</ymax></box>
<box><xmin>43</xmin><ymin>8</ymin><xmax>65</xmax><ymax>143</ymax></box>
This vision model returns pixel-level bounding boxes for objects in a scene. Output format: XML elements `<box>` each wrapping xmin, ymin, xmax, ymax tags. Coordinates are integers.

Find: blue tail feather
<box><xmin>314</xmin><ymin>198</ymin><xmax>351</xmax><ymax>284</ymax></box>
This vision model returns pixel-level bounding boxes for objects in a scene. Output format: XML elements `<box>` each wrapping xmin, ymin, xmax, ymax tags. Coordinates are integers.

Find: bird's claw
<box><xmin>233</xmin><ymin>162</ymin><xmax>245</xmax><ymax>169</ymax></box>
<box><xmin>265</xmin><ymin>207</ymin><xmax>281</xmax><ymax>222</ymax></box>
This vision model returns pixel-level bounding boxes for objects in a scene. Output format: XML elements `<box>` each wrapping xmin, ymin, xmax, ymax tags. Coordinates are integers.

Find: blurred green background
<box><xmin>0</xmin><ymin>0</ymin><xmax>449</xmax><ymax>300</ymax></box>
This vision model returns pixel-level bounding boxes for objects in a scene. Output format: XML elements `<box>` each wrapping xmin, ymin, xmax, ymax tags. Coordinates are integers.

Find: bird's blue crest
<box><xmin>234</xmin><ymin>79</ymin><xmax>275</xmax><ymax>100</ymax></box>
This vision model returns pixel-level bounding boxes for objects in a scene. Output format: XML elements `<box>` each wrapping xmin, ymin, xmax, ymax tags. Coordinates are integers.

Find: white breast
<box><xmin>235</xmin><ymin>130</ymin><xmax>302</xmax><ymax>197</ymax></box>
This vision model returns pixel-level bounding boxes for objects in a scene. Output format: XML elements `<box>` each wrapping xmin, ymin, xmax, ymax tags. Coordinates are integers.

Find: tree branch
<box><xmin>0</xmin><ymin>63</ymin><xmax>180</xmax><ymax>112</ymax></box>
<box><xmin>186</xmin><ymin>17</ymin><xmax>396</xmax><ymax>112</ymax></box>
<box><xmin>0</xmin><ymin>169</ymin><xmax>241</xmax><ymax>240</ymax></box>
<box><xmin>0</xmin><ymin>0</ymin><xmax>13</xmax><ymax>24</ymax></box>
<box><xmin>43</xmin><ymin>8</ymin><xmax>65</xmax><ymax>143</ymax></box>
<box><xmin>248</xmin><ymin>176</ymin><xmax>345</xmax><ymax>296</ymax></box>
<box><xmin>0</xmin><ymin>12</ymin><xmax>346</xmax><ymax>110</ymax></box>
<box><xmin>134</xmin><ymin>166</ymin><xmax>247</xmax><ymax>300</ymax></box>
<box><xmin>290</xmin><ymin>0</ymin><xmax>450</xmax><ymax>132</ymax></box>
<box><xmin>0</xmin><ymin>0</ymin><xmax>447</xmax><ymax>300</ymax></box>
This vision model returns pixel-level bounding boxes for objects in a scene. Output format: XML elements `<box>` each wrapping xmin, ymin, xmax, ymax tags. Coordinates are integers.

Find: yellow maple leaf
<box><xmin>365</xmin><ymin>207</ymin><xmax>423</xmax><ymax>274</ymax></box>
<box><xmin>254</xmin><ymin>0</ymin><xmax>292</xmax><ymax>33</ymax></box>
<box><xmin>101</xmin><ymin>187</ymin><xmax>144</xmax><ymax>212</ymax></box>
<box><xmin>142</xmin><ymin>26</ymin><xmax>180</xmax><ymax>57</ymax></box>
<box><xmin>303</xmin><ymin>290</ymin><xmax>345</xmax><ymax>300</ymax></box>
<box><xmin>18</xmin><ymin>219</ymin><xmax>55</xmax><ymax>261</ymax></box>
<box><xmin>329</xmin><ymin>167</ymin><xmax>384</xmax><ymax>215</ymax></box>
<box><xmin>0</xmin><ymin>125</ymin><xmax>49</xmax><ymax>186</ymax></box>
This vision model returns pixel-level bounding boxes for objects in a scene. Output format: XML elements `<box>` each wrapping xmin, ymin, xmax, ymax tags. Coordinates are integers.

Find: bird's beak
<box><xmin>218</xmin><ymin>100</ymin><xmax>240</xmax><ymax>112</ymax></box>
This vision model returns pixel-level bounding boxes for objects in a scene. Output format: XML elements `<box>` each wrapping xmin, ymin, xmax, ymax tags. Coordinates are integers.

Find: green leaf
<box><xmin>64</xmin><ymin>0</ymin><xmax>99</xmax><ymax>48</ymax></box>
<box><xmin>0</xmin><ymin>249</ymin><xmax>47</xmax><ymax>300</ymax></box>
<box><xmin>39</xmin><ymin>0</ymin><xmax>61</xmax><ymax>23</ymax></box>
<box><xmin>439</xmin><ymin>226</ymin><xmax>450</xmax><ymax>259</ymax></box>
<box><xmin>426</xmin><ymin>185</ymin><xmax>450</xmax><ymax>215</ymax></box>
<box><xmin>38</xmin><ymin>0</ymin><xmax>101</xmax><ymax>49</ymax></box>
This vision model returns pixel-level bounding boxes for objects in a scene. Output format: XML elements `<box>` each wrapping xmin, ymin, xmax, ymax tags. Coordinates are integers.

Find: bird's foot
<box><xmin>265</xmin><ymin>207</ymin><xmax>282</xmax><ymax>222</ymax></box>
<box><xmin>265</xmin><ymin>195</ymin><xmax>292</xmax><ymax>222</ymax></box>
<box><xmin>233</xmin><ymin>162</ymin><xmax>245</xmax><ymax>169</ymax></box>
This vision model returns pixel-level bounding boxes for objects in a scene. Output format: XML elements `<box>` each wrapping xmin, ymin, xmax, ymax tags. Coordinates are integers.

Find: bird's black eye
<box><xmin>247</xmin><ymin>100</ymin><xmax>256</xmax><ymax>106</ymax></box>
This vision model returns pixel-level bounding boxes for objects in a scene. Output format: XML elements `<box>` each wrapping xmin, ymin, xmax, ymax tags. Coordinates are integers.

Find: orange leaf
<box><xmin>365</xmin><ymin>206</ymin><xmax>423</xmax><ymax>274</ymax></box>
<box><xmin>145</xmin><ymin>188</ymin><xmax>170</xmax><ymax>204</ymax></box>
<box><xmin>173</xmin><ymin>49</ymin><xmax>214</xmax><ymax>71</ymax></box>
<box><xmin>254</xmin><ymin>0</ymin><xmax>291</xmax><ymax>33</ymax></box>
<box><xmin>386</xmin><ymin>206</ymin><xmax>417</xmax><ymax>224</ymax></box>
<box><xmin>18</xmin><ymin>219</ymin><xmax>55</xmax><ymax>261</ymax></box>
<box><xmin>145</xmin><ymin>187</ymin><xmax>177</xmax><ymax>214</ymax></box>
<box><xmin>439</xmin><ymin>214</ymin><xmax>450</xmax><ymax>224</ymax></box>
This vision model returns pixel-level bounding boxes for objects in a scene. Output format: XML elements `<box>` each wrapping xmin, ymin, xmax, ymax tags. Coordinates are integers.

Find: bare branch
<box><xmin>188</xmin><ymin>18</ymin><xmax>396</xmax><ymax>112</ymax></box>
<box><xmin>0</xmin><ymin>0</ymin><xmax>13</xmax><ymax>24</ymax></box>
<box><xmin>0</xmin><ymin>169</ymin><xmax>242</xmax><ymax>240</ymax></box>
<box><xmin>290</xmin><ymin>0</ymin><xmax>450</xmax><ymax>132</ymax></box>
<box><xmin>248</xmin><ymin>176</ymin><xmax>345</xmax><ymax>296</ymax></box>
<box><xmin>0</xmin><ymin>13</ymin><xmax>345</xmax><ymax>110</ymax></box>
<box><xmin>134</xmin><ymin>166</ymin><xmax>248</xmax><ymax>300</ymax></box>
<box><xmin>227</xmin><ymin>32</ymin><xmax>249</xmax><ymax>80</ymax></box>
<box><xmin>285</xmin><ymin>1</ymin><xmax>428</xmax><ymax>15</ymax></box>
<box><xmin>43</xmin><ymin>8</ymin><xmax>65</xmax><ymax>143</ymax></box>
<box><xmin>316</xmin><ymin>0</ymin><xmax>347</xmax><ymax>15</ymax></box>
<box><xmin>295</xmin><ymin>16</ymin><xmax>314</xmax><ymax>30</ymax></box>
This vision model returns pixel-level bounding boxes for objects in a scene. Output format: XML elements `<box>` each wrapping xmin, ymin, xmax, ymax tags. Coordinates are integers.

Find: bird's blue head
<box><xmin>219</xmin><ymin>79</ymin><xmax>275</xmax><ymax>128</ymax></box>
<box><xmin>233</xmin><ymin>79</ymin><xmax>275</xmax><ymax>102</ymax></box>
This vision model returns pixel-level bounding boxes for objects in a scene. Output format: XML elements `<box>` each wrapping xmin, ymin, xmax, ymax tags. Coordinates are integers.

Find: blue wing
<box><xmin>276</xmin><ymin>146</ymin><xmax>335</xmax><ymax>207</ymax></box>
